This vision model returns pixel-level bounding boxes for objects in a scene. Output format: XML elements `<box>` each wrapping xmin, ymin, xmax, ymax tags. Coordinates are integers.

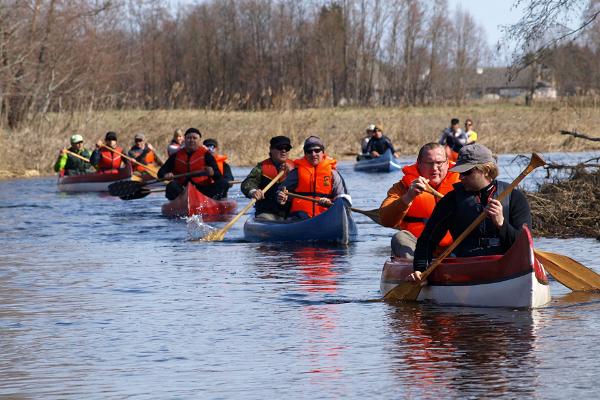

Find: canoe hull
<box><xmin>57</xmin><ymin>167</ymin><xmax>132</xmax><ymax>193</ymax></box>
<box><xmin>354</xmin><ymin>149</ymin><xmax>402</xmax><ymax>173</ymax></box>
<box><xmin>161</xmin><ymin>183</ymin><xmax>237</xmax><ymax>220</ymax></box>
<box><xmin>243</xmin><ymin>198</ymin><xmax>357</xmax><ymax>244</ymax></box>
<box><xmin>380</xmin><ymin>226</ymin><xmax>551</xmax><ymax>308</ymax></box>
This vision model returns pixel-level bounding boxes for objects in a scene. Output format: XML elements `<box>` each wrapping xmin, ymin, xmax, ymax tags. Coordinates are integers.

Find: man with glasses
<box><xmin>128</xmin><ymin>132</ymin><xmax>163</xmax><ymax>176</ymax></box>
<box><xmin>408</xmin><ymin>143</ymin><xmax>532</xmax><ymax>281</ymax></box>
<box><xmin>379</xmin><ymin>142</ymin><xmax>460</xmax><ymax>258</ymax></box>
<box><xmin>277</xmin><ymin>136</ymin><xmax>349</xmax><ymax>219</ymax></box>
<box><xmin>241</xmin><ymin>136</ymin><xmax>295</xmax><ymax>220</ymax></box>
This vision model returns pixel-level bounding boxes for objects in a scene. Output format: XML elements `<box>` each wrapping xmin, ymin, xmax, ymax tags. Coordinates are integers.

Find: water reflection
<box><xmin>386</xmin><ymin>305</ymin><xmax>539</xmax><ymax>398</ymax></box>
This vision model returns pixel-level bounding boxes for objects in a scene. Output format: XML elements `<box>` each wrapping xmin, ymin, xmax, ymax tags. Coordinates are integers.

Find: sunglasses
<box><xmin>135</xmin><ymin>138</ymin><xmax>143</xmax><ymax>142</ymax></box>
<box><xmin>460</xmin><ymin>168</ymin><xmax>475</xmax><ymax>177</ymax></box>
<box><xmin>305</xmin><ymin>148</ymin><xmax>323</xmax><ymax>154</ymax></box>
<box><xmin>274</xmin><ymin>146</ymin><xmax>291</xmax><ymax>151</ymax></box>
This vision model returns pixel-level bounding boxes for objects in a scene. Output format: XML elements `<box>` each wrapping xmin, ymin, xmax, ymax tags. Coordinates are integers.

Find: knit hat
<box><xmin>303</xmin><ymin>136</ymin><xmax>325</xmax><ymax>152</ymax></box>
<box><xmin>105</xmin><ymin>131</ymin><xmax>117</xmax><ymax>141</ymax></box>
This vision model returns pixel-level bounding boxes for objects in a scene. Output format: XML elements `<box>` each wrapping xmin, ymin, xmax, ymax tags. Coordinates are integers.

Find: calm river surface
<box><xmin>1</xmin><ymin>151</ymin><xmax>600</xmax><ymax>399</ymax></box>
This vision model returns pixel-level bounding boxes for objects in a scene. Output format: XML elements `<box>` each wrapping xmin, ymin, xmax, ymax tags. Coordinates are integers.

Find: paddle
<box><xmin>108</xmin><ymin>171</ymin><xmax>207</xmax><ymax>198</ymax></box>
<box><xmin>101</xmin><ymin>144</ymin><xmax>159</xmax><ymax>178</ymax></box>
<box><xmin>202</xmin><ymin>170</ymin><xmax>285</xmax><ymax>241</ymax></box>
<box><xmin>384</xmin><ymin>152</ymin><xmax>546</xmax><ymax>301</ymax></box>
<box><xmin>64</xmin><ymin>149</ymin><xmax>91</xmax><ymax>163</ymax></box>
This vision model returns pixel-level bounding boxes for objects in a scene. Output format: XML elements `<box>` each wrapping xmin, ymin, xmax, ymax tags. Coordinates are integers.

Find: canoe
<box><xmin>57</xmin><ymin>165</ymin><xmax>132</xmax><ymax>192</ymax></box>
<box><xmin>243</xmin><ymin>198</ymin><xmax>357</xmax><ymax>244</ymax></box>
<box><xmin>380</xmin><ymin>225</ymin><xmax>551</xmax><ymax>308</ymax></box>
<box><xmin>161</xmin><ymin>183</ymin><xmax>237</xmax><ymax>221</ymax></box>
<box><xmin>354</xmin><ymin>149</ymin><xmax>402</xmax><ymax>173</ymax></box>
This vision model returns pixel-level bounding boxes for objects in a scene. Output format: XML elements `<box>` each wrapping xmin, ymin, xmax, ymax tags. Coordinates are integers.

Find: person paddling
<box><xmin>408</xmin><ymin>143</ymin><xmax>532</xmax><ymax>282</ymax></box>
<box><xmin>364</xmin><ymin>124</ymin><xmax>399</xmax><ymax>158</ymax></box>
<box><xmin>379</xmin><ymin>142</ymin><xmax>460</xmax><ymax>259</ymax></box>
<box><xmin>158</xmin><ymin>127</ymin><xmax>228</xmax><ymax>200</ymax></box>
<box><xmin>241</xmin><ymin>136</ymin><xmax>295</xmax><ymax>220</ymax></box>
<box><xmin>277</xmin><ymin>136</ymin><xmax>349</xmax><ymax>220</ymax></box>
<box><xmin>203</xmin><ymin>138</ymin><xmax>234</xmax><ymax>198</ymax></box>
<box><xmin>90</xmin><ymin>131</ymin><xmax>125</xmax><ymax>174</ymax></box>
<box><xmin>54</xmin><ymin>134</ymin><xmax>93</xmax><ymax>176</ymax></box>
<box><xmin>128</xmin><ymin>132</ymin><xmax>164</xmax><ymax>177</ymax></box>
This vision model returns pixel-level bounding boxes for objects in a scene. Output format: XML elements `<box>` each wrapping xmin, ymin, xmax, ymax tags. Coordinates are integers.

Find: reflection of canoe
<box><xmin>380</xmin><ymin>225</ymin><xmax>551</xmax><ymax>308</ymax></box>
<box><xmin>57</xmin><ymin>166</ymin><xmax>132</xmax><ymax>192</ymax></box>
<box><xmin>354</xmin><ymin>149</ymin><xmax>402</xmax><ymax>172</ymax></box>
<box><xmin>243</xmin><ymin>198</ymin><xmax>357</xmax><ymax>244</ymax></box>
<box><xmin>161</xmin><ymin>183</ymin><xmax>237</xmax><ymax>220</ymax></box>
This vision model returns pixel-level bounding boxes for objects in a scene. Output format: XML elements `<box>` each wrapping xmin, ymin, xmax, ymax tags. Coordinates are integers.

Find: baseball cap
<box><xmin>449</xmin><ymin>144</ymin><xmax>495</xmax><ymax>173</ymax></box>
<box><xmin>134</xmin><ymin>132</ymin><xmax>145</xmax><ymax>141</ymax></box>
<box><xmin>70</xmin><ymin>134</ymin><xmax>83</xmax><ymax>144</ymax></box>
<box><xmin>269</xmin><ymin>136</ymin><xmax>292</xmax><ymax>150</ymax></box>
<box><xmin>105</xmin><ymin>131</ymin><xmax>118</xmax><ymax>141</ymax></box>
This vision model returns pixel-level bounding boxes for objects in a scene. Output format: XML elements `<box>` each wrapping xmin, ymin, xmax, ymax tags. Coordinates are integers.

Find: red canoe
<box><xmin>380</xmin><ymin>225</ymin><xmax>551</xmax><ymax>308</ymax></box>
<box><xmin>161</xmin><ymin>183</ymin><xmax>237</xmax><ymax>221</ymax></box>
<box><xmin>57</xmin><ymin>165</ymin><xmax>132</xmax><ymax>192</ymax></box>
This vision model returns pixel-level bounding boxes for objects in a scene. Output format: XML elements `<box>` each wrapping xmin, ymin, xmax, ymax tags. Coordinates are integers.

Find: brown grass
<box><xmin>2</xmin><ymin>102</ymin><xmax>600</xmax><ymax>178</ymax></box>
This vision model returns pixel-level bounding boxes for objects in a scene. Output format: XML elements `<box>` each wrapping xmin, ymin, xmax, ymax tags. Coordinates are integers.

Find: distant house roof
<box><xmin>467</xmin><ymin>67</ymin><xmax>535</xmax><ymax>90</ymax></box>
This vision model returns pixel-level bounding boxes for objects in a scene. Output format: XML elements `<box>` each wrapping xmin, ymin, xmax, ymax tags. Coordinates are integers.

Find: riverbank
<box><xmin>1</xmin><ymin>103</ymin><xmax>600</xmax><ymax>178</ymax></box>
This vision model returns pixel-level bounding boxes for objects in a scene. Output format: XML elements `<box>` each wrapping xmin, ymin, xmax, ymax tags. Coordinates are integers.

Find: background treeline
<box><xmin>2</xmin><ymin>0</ymin><xmax>600</xmax><ymax>130</ymax></box>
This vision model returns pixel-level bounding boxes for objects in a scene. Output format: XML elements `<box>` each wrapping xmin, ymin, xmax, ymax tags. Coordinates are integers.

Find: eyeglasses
<box><xmin>305</xmin><ymin>148</ymin><xmax>323</xmax><ymax>154</ymax></box>
<box><xmin>460</xmin><ymin>168</ymin><xmax>475</xmax><ymax>177</ymax></box>
<box><xmin>274</xmin><ymin>146</ymin><xmax>291</xmax><ymax>152</ymax></box>
<box><xmin>205</xmin><ymin>144</ymin><xmax>216</xmax><ymax>149</ymax></box>
<box><xmin>135</xmin><ymin>138</ymin><xmax>143</xmax><ymax>142</ymax></box>
<box><xmin>421</xmin><ymin>160</ymin><xmax>447</xmax><ymax>168</ymax></box>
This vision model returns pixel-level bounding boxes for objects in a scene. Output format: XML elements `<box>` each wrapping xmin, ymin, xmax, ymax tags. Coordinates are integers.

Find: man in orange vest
<box><xmin>128</xmin><ymin>132</ymin><xmax>163</xmax><ymax>176</ymax></box>
<box><xmin>158</xmin><ymin>128</ymin><xmax>227</xmax><ymax>200</ymax></box>
<box><xmin>90</xmin><ymin>131</ymin><xmax>125</xmax><ymax>173</ymax></box>
<box><xmin>276</xmin><ymin>136</ymin><xmax>349</xmax><ymax>219</ymax></box>
<box><xmin>379</xmin><ymin>142</ymin><xmax>460</xmax><ymax>258</ymax></box>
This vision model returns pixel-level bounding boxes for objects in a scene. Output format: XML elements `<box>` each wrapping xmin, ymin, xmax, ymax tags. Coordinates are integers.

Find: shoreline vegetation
<box><xmin>2</xmin><ymin>103</ymin><xmax>600</xmax><ymax>179</ymax></box>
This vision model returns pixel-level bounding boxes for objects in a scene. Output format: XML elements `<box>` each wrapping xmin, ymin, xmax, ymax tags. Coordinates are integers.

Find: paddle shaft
<box><xmin>285</xmin><ymin>191</ymin><xmax>378</xmax><ymax>216</ymax></box>
<box><xmin>419</xmin><ymin>153</ymin><xmax>546</xmax><ymax>282</ymax></box>
<box><xmin>101</xmin><ymin>144</ymin><xmax>158</xmax><ymax>176</ymax></box>
<box><xmin>64</xmin><ymin>149</ymin><xmax>91</xmax><ymax>163</ymax></box>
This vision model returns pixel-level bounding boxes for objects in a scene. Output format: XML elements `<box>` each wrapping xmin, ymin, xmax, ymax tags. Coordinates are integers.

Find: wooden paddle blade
<box><xmin>119</xmin><ymin>187</ymin><xmax>151</xmax><ymax>200</ymax></box>
<box><xmin>108</xmin><ymin>180</ymin><xmax>145</xmax><ymax>197</ymax></box>
<box><xmin>383</xmin><ymin>281</ymin><xmax>423</xmax><ymax>301</ymax></box>
<box><xmin>350</xmin><ymin>208</ymin><xmax>381</xmax><ymax>225</ymax></box>
<box><xmin>535</xmin><ymin>249</ymin><xmax>600</xmax><ymax>291</ymax></box>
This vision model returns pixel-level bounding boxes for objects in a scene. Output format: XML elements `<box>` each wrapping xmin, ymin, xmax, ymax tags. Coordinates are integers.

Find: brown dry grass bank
<box><xmin>1</xmin><ymin>103</ymin><xmax>600</xmax><ymax>178</ymax></box>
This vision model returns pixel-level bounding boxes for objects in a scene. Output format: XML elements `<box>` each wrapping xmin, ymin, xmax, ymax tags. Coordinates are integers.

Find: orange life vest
<box><xmin>261</xmin><ymin>159</ymin><xmax>295</xmax><ymax>181</ymax></box>
<box><xmin>289</xmin><ymin>157</ymin><xmax>336</xmax><ymax>218</ymax></box>
<box><xmin>129</xmin><ymin>146</ymin><xmax>156</xmax><ymax>173</ymax></box>
<box><xmin>213</xmin><ymin>154</ymin><xmax>228</xmax><ymax>175</ymax></box>
<box><xmin>444</xmin><ymin>145</ymin><xmax>458</xmax><ymax>162</ymax></box>
<box><xmin>400</xmin><ymin>163</ymin><xmax>460</xmax><ymax>246</ymax></box>
<box><xmin>173</xmin><ymin>146</ymin><xmax>212</xmax><ymax>186</ymax></box>
<box><xmin>97</xmin><ymin>146</ymin><xmax>123</xmax><ymax>173</ymax></box>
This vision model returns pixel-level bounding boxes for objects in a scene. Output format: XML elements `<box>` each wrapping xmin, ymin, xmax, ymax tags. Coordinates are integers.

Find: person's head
<box><xmin>70</xmin><ymin>134</ymin><xmax>84</xmax><ymax>150</ymax></box>
<box><xmin>134</xmin><ymin>132</ymin><xmax>145</xmax><ymax>147</ymax></box>
<box><xmin>184</xmin><ymin>127</ymin><xmax>202</xmax><ymax>151</ymax></box>
<box><xmin>465</xmin><ymin>118</ymin><xmax>473</xmax><ymax>131</ymax></box>
<box><xmin>449</xmin><ymin>143</ymin><xmax>498</xmax><ymax>191</ymax></box>
<box><xmin>269</xmin><ymin>135</ymin><xmax>292</xmax><ymax>164</ymax></box>
<box><xmin>203</xmin><ymin>138</ymin><xmax>218</xmax><ymax>154</ymax></box>
<box><xmin>173</xmin><ymin>128</ymin><xmax>184</xmax><ymax>144</ymax></box>
<box><xmin>105</xmin><ymin>131</ymin><xmax>118</xmax><ymax>148</ymax></box>
<box><xmin>450</xmin><ymin>118</ymin><xmax>460</xmax><ymax>132</ymax></box>
<box><xmin>303</xmin><ymin>136</ymin><xmax>325</xmax><ymax>166</ymax></box>
<box><xmin>366</xmin><ymin>124</ymin><xmax>383</xmax><ymax>139</ymax></box>
<box><xmin>416</xmin><ymin>142</ymin><xmax>449</xmax><ymax>186</ymax></box>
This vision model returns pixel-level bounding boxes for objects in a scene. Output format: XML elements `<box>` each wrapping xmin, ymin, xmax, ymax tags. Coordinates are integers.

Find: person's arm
<box><xmin>223</xmin><ymin>163</ymin><xmax>234</xmax><ymax>181</ymax></box>
<box><xmin>384</xmin><ymin>136</ymin><xmax>396</xmax><ymax>153</ymax></box>
<box><xmin>276</xmin><ymin>169</ymin><xmax>298</xmax><ymax>204</ymax></box>
<box><xmin>331</xmin><ymin>170</ymin><xmax>348</xmax><ymax>197</ymax></box>
<box><xmin>413</xmin><ymin>192</ymin><xmax>456</xmax><ymax>272</ymax></box>
<box><xmin>157</xmin><ymin>153</ymin><xmax>176</xmax><ymax>178</ymax></box>
<box><xmin>241</xmin><ymin>164</ymin><xmax>263</xmax><ymax>198</ymax></box>
<box><xmin>89</xmin><ymin>149</ymin><xmax>101</xmax><ymax>167</ymax></box>
<box><xmin>378</xmin><ymin>182</ymin><xmax>410</xmax><ymax>228</ymax></box>
<box><xmin>498</xmin><ymin>189</ymin><xmax>532</xmax><ymax>247</ymax></box>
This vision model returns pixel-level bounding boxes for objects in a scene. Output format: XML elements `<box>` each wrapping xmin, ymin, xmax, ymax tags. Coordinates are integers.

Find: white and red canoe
<box><xmin>380</xmin><ymin>225</ymin><xmax>551</xmax><ymax>308</ymax></box>
<box><xmin>57</xmin><ymin>165</ymin><xmax>132</xmax><ymax>193</ymax></box>
<box><xmin>161</xmin><ymin>183</ymin><xmax>237</xmax><ymax>221</ymax></box>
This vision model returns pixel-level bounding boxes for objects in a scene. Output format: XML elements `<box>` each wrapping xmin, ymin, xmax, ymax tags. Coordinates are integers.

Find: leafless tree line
<box><xmin>2</xmin><ymin>0</ymin><xmax>492</xmax><ymax>128</ymax></box>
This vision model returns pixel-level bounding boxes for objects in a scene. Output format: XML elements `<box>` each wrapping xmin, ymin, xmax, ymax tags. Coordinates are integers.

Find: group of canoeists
<box><xmin>55</xmin><ymin>121</ymin><xmax>531</xmax><ymax>285</ymax></box>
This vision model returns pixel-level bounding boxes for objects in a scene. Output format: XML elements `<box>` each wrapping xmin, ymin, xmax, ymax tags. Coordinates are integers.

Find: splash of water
<box><xmin>185</xmin><ymin>214</ymin><xmax>216</xmax><ymax>241</ymax></box>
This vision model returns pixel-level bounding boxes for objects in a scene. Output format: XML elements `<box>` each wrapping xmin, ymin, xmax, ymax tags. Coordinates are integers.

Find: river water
<box><xmin>1</xmin><ymin>151</ymin><xmax>600</xmax><ymax>398</ymax></box>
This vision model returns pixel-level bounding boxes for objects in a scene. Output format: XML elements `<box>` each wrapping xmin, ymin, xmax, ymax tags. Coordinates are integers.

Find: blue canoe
<box><xmin>354</xmin><ymin>149</ymin><xmax>402</xmax><ymax>173</ymax></box>
<box><xmin>243</xmin><ymin>198</ymin><xmax>358</xmax><ymax>245</ymax></box>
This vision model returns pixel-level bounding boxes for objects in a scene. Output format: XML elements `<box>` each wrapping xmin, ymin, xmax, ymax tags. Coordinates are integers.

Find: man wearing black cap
<box><xmin>90</xmin><ymin>131</ymin><xmax>125</xmax><ymax>173</ymax></box>
<box><xmin>158</xmin><ymin>127</ymin><xmax>228</xmax><ymax>200</ymax></box>
<box><xmin>241</xmin><ymin>136</ymin><xmax>295</xmax><ymax>220</ymax></box>
<box><xmin>409</xmin><ymin>144</ymin><xmax>532</xmax><ymax>281</ymax></box>
<box><xmin>277</xmin><ymin>136</ymin><xmax>349</xmax><ymax>219</ymax></box>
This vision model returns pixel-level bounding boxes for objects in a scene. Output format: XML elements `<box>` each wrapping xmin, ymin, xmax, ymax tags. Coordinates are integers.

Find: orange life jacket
<box><xmin>214</xmin><ymin>154</ymin><xmax>228</xmax><ymax>175</ymax></box>
<box><xmin>289</xmin><ymin>157</ymin><xmax>336</xmax><ymax>218</ymax></box>
<box><xmin>129</xmin><ymin>146</ymin><xmax>156</xmax><ymax>173</ymax></box>
<box><xmin>400</xmin><ymin>163</ymin><xmax>460</xmax><ymax>246</ymax></box>
<box><xmin>261</xmin><ymin>159</ymin><xmax>295</xmax><ymax>181</ymax></box>
<box><xmin>173</xmin><ymin>146</ymin><xmax>212</xmax><ymax>186</ymax></box>
<box><xmin>444</xmin><ymin>145</ymin><xmax>458</xmax><ymax>162</ymax></box>
<box><xmin>97</xmin><ymin>146</ymin><xmax>123</xmax><ymax>173</ymax></box>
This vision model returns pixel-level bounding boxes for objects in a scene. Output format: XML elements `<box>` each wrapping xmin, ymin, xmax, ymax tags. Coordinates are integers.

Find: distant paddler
<box><xmin>241</xmin><ymin>135</ymin><xmax>295</xmax><ymax>220</ymax></box>
<box><xmin>379</xmin><ymin>142</ymin><xmax>460</xmax><ymax>259</ymax></box>
<box><xmin>203</xmin><ymin>138</ymin><xmax>234</xmax><ymax>198</ymax></box>
<box><xmin>158</xmin><ymin>127</ymin><xmax>229</xmax><ymax>200</ymax></box>
<box><xmin>276</xmin><ymin>136</ymin><xmax>350</xmax><ymax>220</ymax></box>
<box><xmin>128</xmin><ymin>132</ymin><xmax>164</xmax><ymax>178</ymax></box>
<box><xmin>54</xmin><ymin>134</ymin><xmax>93</xmax><ymax>176</ymax></box>
<box><xmin>90</xmin><ymin>131</ymin><xmax>125</xmax><ymax>174</ymax></box>
<box><xmin>364</xmin><ymin>124</ymin><xmax>399</xmax><ymax>159</ymax></box>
